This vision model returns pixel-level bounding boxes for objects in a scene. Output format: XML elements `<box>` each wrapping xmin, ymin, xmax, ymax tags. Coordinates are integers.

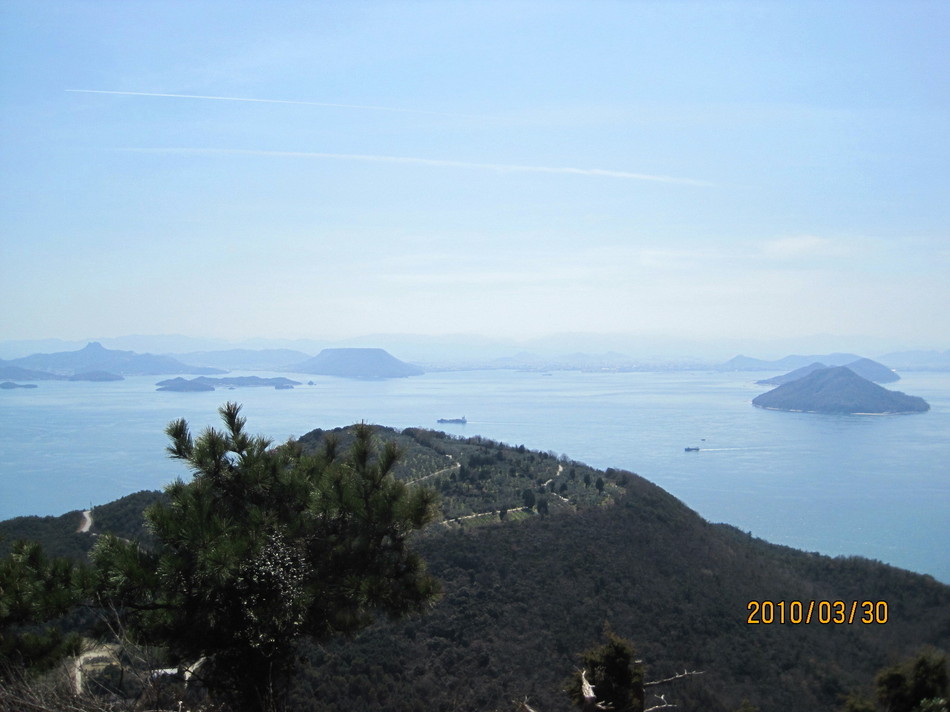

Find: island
<box><xmin>156</xmin><ymin>376</ymin><xmax>302</xmax><ymax>392</ymax></box>
<box><xmin>756</xmin><ymin>357</ymin><xmax>899</xmax><ymax>386</ymax></box>
<box><xmin>0</xmin><ymin>381</ymin><xmax>39</xmax><ymax>389</ymax></box>
<box><xmin>68</xmin><ymin>370</ymin><xmax>124</xmax><ymax>382</ymax></box>
<box><xmin>156</xmin><ymin>377</ymin><xmax>216</xmax><ymax>392</ymax></box>
<box><xmin>752</xmin><ymin>366</ymin><xmax>929</xmax><ymax>415</ymax></box>
<box><xmin>1</xmin><ymin>342</ymin><xmax>223</xmax><ymax>377</ymax></box>
<box><xmin>291</xmin><ymin>348</ymin><xmax>424</xmax><ymax>379</ymax></box>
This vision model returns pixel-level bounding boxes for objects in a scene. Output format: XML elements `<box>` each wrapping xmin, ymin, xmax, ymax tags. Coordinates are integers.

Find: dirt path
<box><xmin>406</xmin><ymin>461</ymin><xmax>460</xmax><ymax>485</ymax></box>
<box><xmin>71</xmin><ymin>645</ymin><xmax>115</xmax><ymax>694</ymax></box>
<box><xmin>77</xmin><ymin>509</ymin><xmax>93</xmax><ymax>533</ymax></box>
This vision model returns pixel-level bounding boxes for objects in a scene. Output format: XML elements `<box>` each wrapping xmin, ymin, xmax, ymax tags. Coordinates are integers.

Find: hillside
<box><xmin>752</xmin><ymin>366</ymin><xmax>929</xmax><ymax>414</ymax></box>
<box><xmin>291</xmin><ymin>347</ymin><xmax>424</xmax><ymax>378</ymax></box>
<box><xmin>2</xmin><ymin>425</ymin><xmax>947</xmax><ymax>711</ymax></box>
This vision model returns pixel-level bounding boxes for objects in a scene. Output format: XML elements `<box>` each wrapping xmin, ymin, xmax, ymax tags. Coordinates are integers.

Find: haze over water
<box><xmin>1</xmin><ymin>369</ymin><xmax>947</xmax><ymax>583</ymax></box>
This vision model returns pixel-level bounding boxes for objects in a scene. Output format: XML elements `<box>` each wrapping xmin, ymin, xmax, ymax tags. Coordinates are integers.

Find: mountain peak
<box><xmin>292</xmin><ymin>348</ymin><xmax>424</xmax><ymax>379</ymax></box>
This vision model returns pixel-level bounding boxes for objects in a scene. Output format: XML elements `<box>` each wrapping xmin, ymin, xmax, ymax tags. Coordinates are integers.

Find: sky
<box><xmin>1</xmin><ymin>1</ymin><xmax>948</xmax><ymax>353</ymax></box>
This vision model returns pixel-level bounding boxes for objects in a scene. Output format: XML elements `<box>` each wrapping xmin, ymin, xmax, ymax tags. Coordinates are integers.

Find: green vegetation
<box><xmin>841</xmin><ymin>648</ymin><xmax>948</xmax><ymax>712</ymax></box>
<box><xmin>90</xmin><ymin>403</ymin><xmax>439</xmax><ymax>712</ymax></box>
<box><xmin>565</xmin><ymin>630</ymin><xmax>645</xmax><ymax>711</ymax></box>
<box><xmin>0</xmin><ymin>540</ymin><xmax>91</xmax><ymax>674</ymax></box>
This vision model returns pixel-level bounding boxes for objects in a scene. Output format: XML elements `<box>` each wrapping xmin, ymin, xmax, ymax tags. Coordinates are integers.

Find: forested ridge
<box><xmin>2</xmin><ymin>424</ymin><xmax>948</xmax><ymax>711</ymax></box>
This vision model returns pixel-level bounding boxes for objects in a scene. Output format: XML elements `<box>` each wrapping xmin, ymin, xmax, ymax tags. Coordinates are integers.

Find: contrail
<box><xmin>129</xmin><ymin>147</ymin><xmax>711</xmax><ymax>186</ymax></box>
<box><xmin>66</xmin><ymin>89</ymin><xmax>475</xmax><ymax>118</ymax></box>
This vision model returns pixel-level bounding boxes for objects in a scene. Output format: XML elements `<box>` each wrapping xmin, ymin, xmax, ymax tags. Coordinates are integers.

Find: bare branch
<box><xmin>645</xmin><ymin>695</ymin><xmax>678</xmax><ymax>712</ymax></box>
<box><xmin>580</xmin><ymin>669</ymin><xmax>610</xmax><ymax>710</ymax></box>
<box><xmin>644</xmin><ymin>669</ymin><xmax>705</xmax><ymax>687</ymax></box>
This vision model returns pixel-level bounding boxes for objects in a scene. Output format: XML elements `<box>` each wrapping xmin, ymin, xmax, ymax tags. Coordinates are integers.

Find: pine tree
<box><xmin>0</xmin><ymin>540</ymin><xmax>92</xmax><ymax>677</ymax></box>
<box><xmin>92</xmin><ymin>403</ymin><xmax>440</xmax><ymax>712</ymax></box>
<box><xmin>566</xmin><ymin>630</ymin><xmax>644</xmax><ymax>712</ymax></box>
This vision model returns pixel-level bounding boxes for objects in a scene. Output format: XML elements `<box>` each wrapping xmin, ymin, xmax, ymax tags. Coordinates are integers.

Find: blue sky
<box><xmin>1</xmin><ymin>1</ymin><xmax>948</xmax><ymax>350</ymax></box>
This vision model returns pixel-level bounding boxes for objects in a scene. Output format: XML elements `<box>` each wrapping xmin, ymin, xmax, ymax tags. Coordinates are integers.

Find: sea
<box><xmin>1</xmin><ymin>369</ymin><xmax>948</xmax><ymax>583</ymax></box>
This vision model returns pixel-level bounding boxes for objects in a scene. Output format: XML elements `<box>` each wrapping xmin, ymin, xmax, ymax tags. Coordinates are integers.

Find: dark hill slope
<box><xmin>752</xmin><ymin>366</ymin><xmax>928</xmax><ymax>414</ymax></box>
<box><xmin>0</xmin><ymin>490</ymin><xmax>165</xmax><ymax>559</ymax></box>
<box><xmin>290</xmin><ymin>477</ymin><xmax>950</xmax><ymax>712</ymax></box>
<box><xmin>292</xmin><ymin>347</ymin><xmax>424</xmax><ymax>378</ymax></box>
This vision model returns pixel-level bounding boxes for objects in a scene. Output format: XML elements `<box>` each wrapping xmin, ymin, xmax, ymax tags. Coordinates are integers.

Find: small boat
<box><xmin>437</xmin><ymin>416</ymin><xmax>467</xmax><ymax>424</ymax></box>
<box><xmin>684</xmin><ymin>446</ymin><xmax>700</xmax><ymax>452</ymax></box>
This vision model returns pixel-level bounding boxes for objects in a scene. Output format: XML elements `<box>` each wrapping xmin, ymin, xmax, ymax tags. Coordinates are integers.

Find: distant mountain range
<box><xmin>720</xmin><ymin>350</ymin><xmax>950</xmax><ymax>373</ymax></box>
<box><xmin>0</xmin><ymin>342</ymin><xmax>222</xmax><ymax>379</ymax></box>
<box><xmin>0</xmin><ymin>343</ymin><xmax>424</xmax><ymax>382</ymax></box>
<box><xmin>2</xmin><ymin>339</ymin><xmax>950</xmax><ymax>380</ymax></box>
<box><xmin>752</xmin><ymin>366</ymin><xmax>930</xmax><ymax>414</ymax></box>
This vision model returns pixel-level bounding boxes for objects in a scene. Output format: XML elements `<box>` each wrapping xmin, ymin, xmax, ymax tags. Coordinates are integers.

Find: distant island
<box><xmin>756</xmin><ymin>357</ymin><xmax>899</xmax><ymax>385</ymax></box>
<box><xmin>752</xmin><ymin>366</ymin><xmax>929</xmax><ymax>414</ymax></box>
<box><xmin>0</xmin><ymin>381</ymin><xmax>38</xmax><ymax>389</ymax></box>
<box><xmin>0</xmin><ymin>342</ymin><xmax>222</xmax><ymax>377</ymax></box>
<box><xmin>719</xmin><ymin>352</ymin><xmax>863</xmax><ymax>372</ymax></box>
<box><xmin>156</xmin><ymin>376</ymin><xmax>302</xmax><ymax>392</ymax></box>
<box><xmin>168</xmin><ymin>348</ymin><xmax>312</xmax><ymax>371</ymax></box>
<box><xmin>68</xmin><ymin>370</ymin><xmax>124</xmax><ymax>382</ymax></box>
<box><xmin>0</xmin><ymin>366</ymin><xmax>124</xmax><ymax>383</ymax></box>
<box><xmin>291</xmin><ymin>348</ymin><xmax>424</xmax><ymax>379</ymax></box>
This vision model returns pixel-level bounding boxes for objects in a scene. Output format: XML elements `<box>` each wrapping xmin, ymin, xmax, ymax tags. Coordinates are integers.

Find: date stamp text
<box><xmin>747</xmin><ymin>600</ymin><xmax>888</xmax><ymax>625</ymax></box>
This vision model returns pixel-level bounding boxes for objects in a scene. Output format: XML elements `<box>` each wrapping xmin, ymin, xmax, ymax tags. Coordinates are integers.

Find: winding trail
<box><xmin>78</xmin><ymin>509</ymin><xmax>93</xmax><ymax>533</ymax></box>
<box><xmin>406</xmin><ymin>461</ymin><xmax>460</xmax><ymax>486</ymax></box>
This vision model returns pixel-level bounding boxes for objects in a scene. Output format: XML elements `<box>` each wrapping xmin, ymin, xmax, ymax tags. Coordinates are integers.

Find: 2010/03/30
<box><xmin>747</xmin><ymin>600</ymin><xmax>888</xmax><ymax>625</ymax></box>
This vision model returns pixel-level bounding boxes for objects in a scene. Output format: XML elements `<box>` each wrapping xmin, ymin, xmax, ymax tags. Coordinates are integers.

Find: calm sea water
<box><xmin>1</xmin><ymin>370</ymin><xmax>948</xmax><ymax>582</ymax></box>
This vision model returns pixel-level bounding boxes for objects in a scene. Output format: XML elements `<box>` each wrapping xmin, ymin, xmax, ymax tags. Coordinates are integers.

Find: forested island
<box><xmin>2</xmin><ymin>407</ymin><xmax>947</xmax><ymax>712</ymax></box>
<box><xmin>752</xmin><ymin>366</ymin><xmax>930</xmax><ymax>414</ymax></box>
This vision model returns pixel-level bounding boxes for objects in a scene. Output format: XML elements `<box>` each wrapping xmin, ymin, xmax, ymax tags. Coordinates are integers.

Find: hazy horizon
<box><xmin>1</xmin><ymin>329</ymin><xmax>946</xmax><ymax>364</ymax></box>
<box><xmin>2</xmin><ymin>2</ymin><xmax>948</xmax><ymax>347</ymax></box>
